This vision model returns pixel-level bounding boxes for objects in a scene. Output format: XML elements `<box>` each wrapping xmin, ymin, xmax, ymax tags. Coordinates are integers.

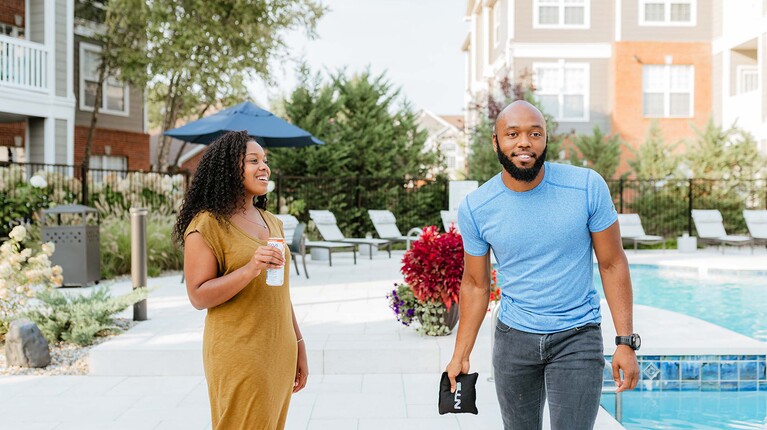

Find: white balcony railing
<box><xmin>0</xmin><ymin>35</ymin><xmax>48</xmax><ymax>92</ymax></box>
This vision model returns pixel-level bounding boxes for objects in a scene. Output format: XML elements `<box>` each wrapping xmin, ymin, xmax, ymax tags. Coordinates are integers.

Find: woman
<box><xmin>173</xmin><ymin>130</ymin><xmax>308</xmax><ymax>429</ymax></box>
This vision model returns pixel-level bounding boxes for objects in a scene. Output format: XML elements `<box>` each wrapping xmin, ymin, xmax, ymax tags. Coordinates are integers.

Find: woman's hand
<box><xmin>245</xmin><ymin>244</ymin><xmax>285</xmax><ymax>278</ymax></box>
<box><xmin>293</xmin><ymin>339</ymin><xmax>308</xmax><ymax>393</ymax></box>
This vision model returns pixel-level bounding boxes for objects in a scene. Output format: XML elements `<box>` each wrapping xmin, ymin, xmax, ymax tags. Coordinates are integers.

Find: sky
<box><xmin>253</xmin><ymin>0</ymin><xmax>467</xmax><ymax>115</ymax></box>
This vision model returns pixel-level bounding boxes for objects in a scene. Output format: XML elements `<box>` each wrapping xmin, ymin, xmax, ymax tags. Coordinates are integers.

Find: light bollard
<box><xmin>130</xmin><ymin>208</ymin><xmax>148</xmax><ymax>321</ymax></box>
<box><xmin>487</xmin><ymin>302</ymin><xmax>501</xmax><ymax>382</ymax></box>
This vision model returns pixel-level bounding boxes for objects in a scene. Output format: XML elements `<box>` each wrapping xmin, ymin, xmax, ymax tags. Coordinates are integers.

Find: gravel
<box><xmin>0</xmin><ymin>318</ymin><xmax>138</xmax><ymax>376</ymax></box>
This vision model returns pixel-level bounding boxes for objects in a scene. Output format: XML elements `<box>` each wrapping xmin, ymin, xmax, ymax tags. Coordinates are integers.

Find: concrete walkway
<box><xmin>1</xmin><ymin>247</ymin><xmax>766</xmax><ymax>429</ymax></box>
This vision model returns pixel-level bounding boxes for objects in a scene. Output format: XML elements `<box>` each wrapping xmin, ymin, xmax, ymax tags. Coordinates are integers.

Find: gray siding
<box><xmin>55</xmin><ymin>0</ymin><xmax>67</xmax><ymax>97</ymax></box>
<box><xmin>730</xmin><ymin>49</ymin><xmax>757</xmax><ymax>96</ymax></box>
<box><xmin>712</xmin><ymin>0</ymin><xmax>723</xmax><ymax>38</ymax></box>
<box><xmin>55</xmin><ymin>119</ymin><xmax>67</xmax><ymax>164</ymax></box>
<box><xmin>491</xmin><ymin>0</ymin><xmax>508</xmax><ymax>65</ymax></box>
<box><xmin>29</xmin><ymin>0</ymin><xmax>44</xmax><ymax>43</ymax></box>
<box><xmin>73</xmin><ymin>36</ymin><xmax>144</xmax><ymax>132</ymax></box>
<box><xmin>28</xmin><ymin>118</ymin><xmax>45</xmax><ymax>163</ymax></box>
<box><xmin>622</xmin><ymin>0</ymin><xmax>712</xmax><ymax>42</ymax></box>
<box><xmin>514</xmin><ymin>0</ymin><xmax>613</xmax><ymax>44</ymax></box>
<box><xmin>712</xmin><ymin>53</ymin><xmax>722</xmax><ymax>124</ymax></box>
<box><xmin>513</xmin><ymin>57</ymin><xmax>611</xmax><ymax>135</ymax></box>
<box><xmin>763</xmin><ymin>34</ymin><xmax>767</xmax><ymax>122</ymax></box>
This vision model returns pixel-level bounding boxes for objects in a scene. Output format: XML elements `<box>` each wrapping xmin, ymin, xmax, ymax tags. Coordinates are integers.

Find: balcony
<box><xmin>0</xmin><ymin>35</ymin><xmax>48</xmax><ymax>93</ymax></box>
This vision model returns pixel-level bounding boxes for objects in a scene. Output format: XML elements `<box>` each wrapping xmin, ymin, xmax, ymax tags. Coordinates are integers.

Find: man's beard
<box><xmin>496</xmin><ymin>142</ymin><xmax>547</xmax><ymax>183</ymax></box>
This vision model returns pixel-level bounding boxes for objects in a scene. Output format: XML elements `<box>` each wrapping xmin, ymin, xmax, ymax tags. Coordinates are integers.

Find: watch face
<box><xmin>631</xmin><ymin>334</ymin><xmax>641</xmax><ymax>350</ymax></box>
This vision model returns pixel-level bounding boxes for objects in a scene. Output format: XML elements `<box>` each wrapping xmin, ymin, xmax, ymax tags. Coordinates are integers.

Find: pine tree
<box><xmin>569</xmin><ymin>126</ymin><xmax>623</xmax><ymax>179</ymax></box>
<box><xmin>628</xmin><ymin>121</ymin><xmax>680</xmax><ymax>180</ymax></box>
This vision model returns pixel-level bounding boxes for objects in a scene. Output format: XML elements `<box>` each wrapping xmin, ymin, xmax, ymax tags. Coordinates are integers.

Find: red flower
<box><xmin>401</xmin><ymin>225</ymin><xmax>464</xmax><ymax>310</ymax></box>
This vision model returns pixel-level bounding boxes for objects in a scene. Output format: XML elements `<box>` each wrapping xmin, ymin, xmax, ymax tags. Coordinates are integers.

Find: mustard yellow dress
<box><xmin>185</xmin><ymin>210</ymin><xmax>296</xmax><ymax>430</ymax></box>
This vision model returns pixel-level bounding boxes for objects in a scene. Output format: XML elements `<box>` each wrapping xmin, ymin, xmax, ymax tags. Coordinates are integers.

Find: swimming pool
<box><xmin>600</xmin><ymin>391</ymin><xmax>767</xmax><ymax>429</ymax></box>
<box><xmin>594</xmin><ymin>265</ymin><xmax>767</xmax><ymax>341</ymax></box>
<box><xmin>595</xmin><ymin>265</ymin><xmax>767</xmax><ymax>428</ymax></box>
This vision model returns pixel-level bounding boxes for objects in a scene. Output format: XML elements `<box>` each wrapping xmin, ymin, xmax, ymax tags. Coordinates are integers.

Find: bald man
<box><xmin>446</xmin><ymin>101</ymin><xmax>639</xmax><ymax>430</ymax></box>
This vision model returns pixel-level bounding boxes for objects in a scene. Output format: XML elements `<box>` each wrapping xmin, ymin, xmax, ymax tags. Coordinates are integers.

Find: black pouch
<box><xmin>438</xmin><ymin>371</ymin><xmax>479</xmax><ymax>415</ymax></box>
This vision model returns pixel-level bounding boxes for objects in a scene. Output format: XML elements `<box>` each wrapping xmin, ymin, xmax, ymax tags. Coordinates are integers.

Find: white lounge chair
<box><xmin>617</xmin><ymin>213</ymin><xmax>666</xmax><ymax>251</ymax></box>
<box><xmin>367</xmin><ymin>210</ymin><xmax>422</xmax><ymax>249</ymax></box>
<box><xmin>743</xmin><ymin>209</ymin><xmax>767</xmax><ymax>246</ymax></box>
<box><xmin>275</xmin><ymin>214</ymin><xmax>357</xmax><ymax>267</ymax></box>
<box><xmin>309</xmin><ymin>210</ymin><xmax>391</xmax><ymax>259</ymax></box>
<box><xmin>691</xmin><ymin>209</ymin><xmax>753</xmax><ymax>251</ymax></box>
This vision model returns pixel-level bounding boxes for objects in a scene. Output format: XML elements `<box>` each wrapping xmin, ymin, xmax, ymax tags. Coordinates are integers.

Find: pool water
<box><xmin>600</xmin><ymin>391</ymin><xmax>767</xmax><ymax>429</ymax></box>
<box><xmin>593</xmin><ymin>265</ymin><xmax>767</xmax><ymax>428</ymax></box>
<box><xmin>593</xmin><ymin>265</ymin><xmax>767</xmax><ymax>341</ymax></box>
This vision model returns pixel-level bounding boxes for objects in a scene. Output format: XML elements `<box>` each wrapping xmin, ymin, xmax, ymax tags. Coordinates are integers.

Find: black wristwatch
<box><xmin>615</xmin><ymin>333</ymin><xmax>641</xmax><ymax>351</ymax></box>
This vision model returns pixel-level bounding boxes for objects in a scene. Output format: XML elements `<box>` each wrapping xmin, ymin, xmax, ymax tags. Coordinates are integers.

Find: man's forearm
<box><xmin>600</xmin><ymin>259</ymin><xmax>633</xmax><ymax>336</ymax></box>
<box><xmin>451</xmin><ymin>282</ymin><xmax>491</xmax><ymax>360</ymax></box>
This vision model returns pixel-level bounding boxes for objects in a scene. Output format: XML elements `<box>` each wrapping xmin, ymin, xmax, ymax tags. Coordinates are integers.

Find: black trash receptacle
<box><xmin>41</xmin><ymin>205</ymin><xmax>100</xmax><ymax>287</ymax></box>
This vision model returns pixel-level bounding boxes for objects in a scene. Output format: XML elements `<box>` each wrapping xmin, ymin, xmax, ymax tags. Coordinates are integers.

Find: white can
<box><xmin>265</xmin><ymin>237</ymin><xmax>285</xmax><ymax>286</ymax></box>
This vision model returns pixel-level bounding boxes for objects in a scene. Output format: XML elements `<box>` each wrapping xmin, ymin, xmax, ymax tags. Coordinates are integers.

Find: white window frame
<box><xmin>639</xmin><ymin>0</ymin><xmax>696</xmax><ymax>27</ymax></box>
<box><xmin>642</xmin><ymin>64</ymin><xmax>695</xmax><ymax>118</ymax></box>
<box><xmin>79</xmin><ymin>42</ymin><xmax>130</xmax><ymax>117</ymax></box>
<box><xmin>493</xmin><ymin>1</ymin><xmax>502</xmax><ymax>47</ymax></box>
<box><xmin>533</xmin><ymin>0</ymin><xmax>590</xmax><ymax>29</ymax></box>
<box><xmin>532</xmin><ymin>60</ymin><xmax>590</xmax><ymax>122</ymax></box>
<box><xmin>736</xmin><ymin>65</ymin><xmax>759</xmax><ymax>95</ymax></box>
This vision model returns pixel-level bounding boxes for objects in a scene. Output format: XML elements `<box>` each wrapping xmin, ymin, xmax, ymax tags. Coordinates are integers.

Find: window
<box><xmin>737</xmin><ymin>66</ymin><xmax>758</xmax><ymax>94</ymax></box>
<box><xmin>89</xmin><ymin>155</ymin><xmax>128</xmax><ymax>181</ymax></box>
<box><xmin>534</xmin><ymin>0</ymin><xmax>589</xmax><ymax>29</ymax></box>
<box><xmin>639</xmin><ymin>0</ymin><xmax>695</xmax><ymax>26</ymax></box>
<box><xmin>493</xmin><ymin>2</ymin><xmax>501</xmax><ymax>47</ymax></box>
<box><xmin>533</xmin><ymin>61</ymin><xmax>590</xmax><ymax>121</ymax></box>
<box><xmin>79</xmin><ymin>43</ymin><xmax>129</xmax><ymax>115</ymax></box>
<box><xmin>642</xmin><ymin>65</ymin><xmax>694</xmax><ymax>117</ymax></box>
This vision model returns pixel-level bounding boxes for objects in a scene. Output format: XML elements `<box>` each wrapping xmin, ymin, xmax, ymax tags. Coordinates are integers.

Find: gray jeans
<box><xmin>493</xmin><ymin>320</ymin><xmax>605</xmax><ymax>430</ymax></box>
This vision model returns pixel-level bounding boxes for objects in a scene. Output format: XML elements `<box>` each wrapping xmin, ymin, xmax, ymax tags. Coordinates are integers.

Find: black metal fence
<box><xmin>606</xmin><ymin>178</ymin><xmax>767</xmax><ymax>238</ymax></box>
<box><xmin>271</xmin><ymin>175</ymin><xmax>449</xmax><ymax>239</ymax></box>
<box><xmin>0</xmin><ymin>162</ymin><xmax>188</xmax><ymax>236</ymax></box>
<box><xmin>2</xmin><ymin>160</ymin><xmax>766</xmax><ymax>242</ymax></box>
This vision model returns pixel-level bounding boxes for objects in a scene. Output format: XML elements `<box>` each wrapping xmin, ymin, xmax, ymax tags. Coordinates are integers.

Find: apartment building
<box><xmin>417</xmin><ymin>109</ymin><xmax>469</xmax><ymax>179</ymax></box>
<box><xmin>464</xmin><ymin>0</ymin><xmax>766</xmax><ymax>175</ymax></box>
<box><xmin>0</xmin><ymin>0</ymin><xmax>149</xmax><ymax>170</ymax></box>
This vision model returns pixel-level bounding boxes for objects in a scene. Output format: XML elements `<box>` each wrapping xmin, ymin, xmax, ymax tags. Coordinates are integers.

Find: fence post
<box><xmin>619</xmin><ymin>178</ymin><xmax>624</xmax><ymax>213</ymax></box>
<box><xmin>130</xmin><ymin>207</ymin><xmax>148</xmax><ymax>321</ymax></box>
<box><xmin>688</xmin><ymin>179</ymin><xmax>694</xmax><ymax>236</ymax></box>
<box><xmin>80</xmin><ymin>164</ymin><xmax>88</xmax><ymax>206</ymax></box>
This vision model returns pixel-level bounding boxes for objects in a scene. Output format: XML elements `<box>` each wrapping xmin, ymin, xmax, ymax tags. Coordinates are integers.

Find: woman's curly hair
<box><xmin>173</xmin><ymin>130</ymin><xmax>267</xmax><ymax>245</ymax></box>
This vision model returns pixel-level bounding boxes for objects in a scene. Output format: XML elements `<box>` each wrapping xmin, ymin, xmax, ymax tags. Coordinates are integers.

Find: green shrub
<box><xmin>99</xmin><ymin>213</ymin><xmax>182</xmax><ymax>279</ymax></box>
<box><xmin>25</xmin><ymin>286</ymin><xmax>147</xmax><ymax>346</ymax></box>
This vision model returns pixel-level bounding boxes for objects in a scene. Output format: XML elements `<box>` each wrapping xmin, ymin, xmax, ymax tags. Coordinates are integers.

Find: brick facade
<box><xmin>0</xmin><ymin>122</ymin><xmax>25</xmax><ymax>148</ymax></box>
<box><xmin>75</xmin><ymin>126</ymin><xmax>150</xmax><ymax>171</ymax></box>
<box><xmin>0</xmin><ymin>0</ymin><xmax>24</xmax><ymax>27</ymax></box>
<box><xmin>611</xmin><ymin>41</ymin><xmax>713</xmax><ymax>176</ymax></box>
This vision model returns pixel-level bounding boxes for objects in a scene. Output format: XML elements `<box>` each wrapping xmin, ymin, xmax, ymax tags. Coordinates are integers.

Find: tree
<box><xmin>466</xmin><ymin>74</ymin><xmax>566</xmax><ymax>182</ymax></box>
<box><xmin>269</xmin><ymin>68</ymin><xmax>436</xmax><ymax>179</ymax></box>
<box><xmin>685</xmin><ymin>119</ymin><xmax>766</xmax><ymax>180</ymax></box>
<box><xmin>569</xmin><ymin>126</ymin><xmax>623</xmax><ymax>180</ymax></box>
<box><xmin>149</xmin><ymin>0</ymin><xmax>326</xmax><ymax>171</ymax></box>
<box><xmin>76</xmin><ymin>0</ymin><xmax>149</xmax><ymax>171</ymax></box>
<box><xmin>628</xmin><ymin>121</ymin><xmax>681</xmax><ymax>180</ymax></box>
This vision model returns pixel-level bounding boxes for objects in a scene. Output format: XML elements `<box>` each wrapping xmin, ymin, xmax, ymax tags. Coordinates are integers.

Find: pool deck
<box><xmin>0</xmin><ymin>246</ymin><xmax>765</xmax><ymax>429</ymax></box>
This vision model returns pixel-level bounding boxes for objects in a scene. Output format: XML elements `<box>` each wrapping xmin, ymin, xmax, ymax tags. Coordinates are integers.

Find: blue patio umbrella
<box><xmin>164</xmin><ymin>101</ymin><xmax>324</xmax><ymax>146</ymax></box>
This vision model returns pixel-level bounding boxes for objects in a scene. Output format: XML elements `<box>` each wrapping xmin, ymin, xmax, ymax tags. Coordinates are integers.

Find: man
<box><xmin>446</xmin><ymin>100</ymin><xmax>639</xmax><ymax>430</ymax></box>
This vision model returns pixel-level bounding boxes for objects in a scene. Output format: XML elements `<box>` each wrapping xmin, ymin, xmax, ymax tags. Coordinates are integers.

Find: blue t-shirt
<box><xmin>458</xmin><ymin>162</ymin><xmax>617</xmax><ymax>333</ymax></box>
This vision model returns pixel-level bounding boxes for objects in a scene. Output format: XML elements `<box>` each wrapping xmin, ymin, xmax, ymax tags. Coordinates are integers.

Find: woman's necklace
<box><xmin>238</xmin><ymin>210</ymin><xmax>268</xmax><ymax>229</ymax></box>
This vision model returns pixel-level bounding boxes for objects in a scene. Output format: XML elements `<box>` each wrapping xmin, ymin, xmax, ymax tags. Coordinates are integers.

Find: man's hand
<box><xmin>611</xmin><ymin>346</ymin><xmax>639</xmax><ymax>392</ymax></box>
<box><xmin>446</xmin><ymin>357</ymin><xmax>470</xmax><ymax>393</ymax></box>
